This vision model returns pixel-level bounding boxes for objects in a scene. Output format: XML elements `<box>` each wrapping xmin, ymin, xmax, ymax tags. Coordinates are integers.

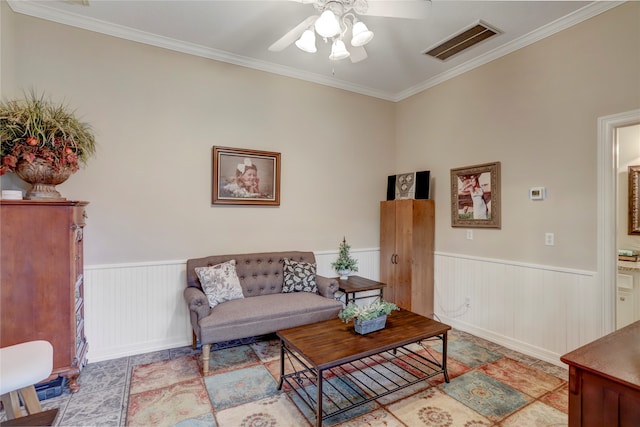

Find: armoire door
<box><xmin>380</xmin><ymin>201</ymin><xmax>397</xmax><ymax>303</ymax></box>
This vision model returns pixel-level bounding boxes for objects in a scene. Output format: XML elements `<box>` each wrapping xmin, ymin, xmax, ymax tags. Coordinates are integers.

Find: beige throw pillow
<box><xmin>195</xmin><ymin>260</ymin><xmax>244</xmax><ymax>309</ymax></box>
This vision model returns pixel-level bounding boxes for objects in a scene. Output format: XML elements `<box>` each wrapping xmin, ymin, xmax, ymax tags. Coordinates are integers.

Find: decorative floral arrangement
<box><xmin>338</xmin><ymin>300</ymin><xmax>399</xmax><ymax>323</ymax></box>
<box><xmin>331</xmin><ymin>237</ymin><xmax>359</xmax><ymax>273</ymax></box>
<box><xmin>0</xmin><ymin>90</ymin><xmax>96</xmax><ymax>175</ymax></box>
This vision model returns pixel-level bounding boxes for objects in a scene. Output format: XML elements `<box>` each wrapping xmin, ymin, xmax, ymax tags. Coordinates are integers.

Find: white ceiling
<box><xmin>7</xmin><ymin>1</ymin><xmax>621</xmax><ymax>101</ymax></box>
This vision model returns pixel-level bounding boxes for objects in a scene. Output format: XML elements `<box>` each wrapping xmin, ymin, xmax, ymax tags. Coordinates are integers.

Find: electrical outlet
<box><xmin>466</xmin><ymin>230</ymin><xmax>473</xmax><ymax>240</ymax></box>
<box><xmin>545</xmin><ymin>232</ymin><xmax>555</xmax><ymax>246</ymax></box>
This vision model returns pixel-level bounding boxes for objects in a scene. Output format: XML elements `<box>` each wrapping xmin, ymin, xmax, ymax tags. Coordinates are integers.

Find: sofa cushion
<box><xmin>282</xmin><ymin>258</ymin><xmax>317</xmax><ymax>293</ymax></box>
<box><xmin>195</xmin><ymin>260</ymin><xmax>244</xmax><ymax>309</ymax></box>
<box><xmin>198</xmin><ymin>292</ymin><xmax>342</xmax><ymax>343</ymax></box>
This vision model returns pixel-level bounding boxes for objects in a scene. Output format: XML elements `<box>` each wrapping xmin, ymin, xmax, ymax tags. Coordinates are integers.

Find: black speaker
<box><xmin>386</xmin><ymin>175</ymin><xmax>396</xmax><ymax>201</ymax></box>
<box><xmin>386</xmin><ymin>170</ymin><xmax>430</xmax><ymax>200</ymax></box>
<box><xmin>415</xmin><ymin>170</ymin><xmax>430</xmax><ymax>199</ymax></box>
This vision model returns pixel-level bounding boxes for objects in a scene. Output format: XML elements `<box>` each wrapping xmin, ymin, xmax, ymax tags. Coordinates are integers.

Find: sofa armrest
<box><xmin>184</xmin><ymin>287</ymin><xmax>211</xmax><ymax>320</ymax></box>
<box><xmin>316</xmin><ymin>275</ymin><xmax>339</xmax><ymax>299</ymax></box>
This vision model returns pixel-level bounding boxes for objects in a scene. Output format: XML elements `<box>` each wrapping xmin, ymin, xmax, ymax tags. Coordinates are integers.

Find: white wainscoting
<box><xmin>84</xmin><ymin>249</ymin><xmax>380</xmax><ymax>363</ymax></box>
<box><xmin>83</xmin><ymin>260</ymin><xmax>191</xmax><ymax>362</ymax></box>
<box><xmin>434</xmin><ymin>252</ymin><xmax>601</xmax><ymax>367</ymax></box>
<box><xmin>84</xmin><ymin>249</ymin><xmax>601</xmax><ymax>366</ymax></box>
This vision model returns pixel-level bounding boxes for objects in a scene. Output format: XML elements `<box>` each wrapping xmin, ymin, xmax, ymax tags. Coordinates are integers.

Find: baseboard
<box><xmin>87</xmin><ymin>337</ymin><xmax>192</xmax><ymax>363</ymax></box>
<box><xmin>436</xmin><ymin>314</ymin><xmax>567</xmax><ymax>368</ymax></box>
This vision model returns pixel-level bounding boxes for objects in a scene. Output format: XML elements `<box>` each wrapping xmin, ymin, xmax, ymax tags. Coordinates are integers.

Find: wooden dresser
<box><xmin>560</xmin><ymin>321</ymin><xmax>640</xmax><ymax>427</ymax></box>
<box><xmin>1</xmin><ymin>200</ymin><xmax>89</xmax><ymax>392</ymax></box>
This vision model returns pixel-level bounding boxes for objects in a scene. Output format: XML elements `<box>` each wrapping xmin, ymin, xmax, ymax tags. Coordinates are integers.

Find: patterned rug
<box><xmin>126</xmin><ymin>331</ymin><xmax>568</xmax><ymax>426</ymax></box>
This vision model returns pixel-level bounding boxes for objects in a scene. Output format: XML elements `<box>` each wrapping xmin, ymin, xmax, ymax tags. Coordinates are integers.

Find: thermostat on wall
<box><xmin>529</xmin><ymin>187</ymin><xmax>546</xmax><ymax>200</ymax></box>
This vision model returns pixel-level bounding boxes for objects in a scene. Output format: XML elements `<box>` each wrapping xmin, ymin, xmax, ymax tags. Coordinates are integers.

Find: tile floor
<box><xmin>0</xmin><ymin>330</ymin><xmax>569</xmax><ymax>426</ymax></box>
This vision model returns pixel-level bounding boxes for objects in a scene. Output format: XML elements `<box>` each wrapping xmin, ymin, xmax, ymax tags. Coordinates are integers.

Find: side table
<box><xmin>336</xmin><ymin>276</ymin><xmax>386</xmax><ymax>305</ymax></box>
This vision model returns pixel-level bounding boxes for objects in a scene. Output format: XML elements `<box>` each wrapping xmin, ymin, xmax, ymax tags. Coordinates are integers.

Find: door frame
<box><xmin>597</xmin><ymin>109</ymin><xmax>640</xmax><ymax>334</ymax></box>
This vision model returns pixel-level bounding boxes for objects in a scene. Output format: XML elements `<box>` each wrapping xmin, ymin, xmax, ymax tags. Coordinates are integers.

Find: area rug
<box><xmin>126</xmin><ymin>333</ymin><xmax>568</xmax><ymax>426</ymax></box>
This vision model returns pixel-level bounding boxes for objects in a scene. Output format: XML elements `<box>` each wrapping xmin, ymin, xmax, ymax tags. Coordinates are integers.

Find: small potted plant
<box><xmin>331</xmin><ymin>237</ymin><xmax>359</xmax><ymax>279</ymax></box>
<box><xmin>0</xmin><ymin>90</ymin><xmax>96</xmax><ymax>199</ymax></box>
<box><xmin>338</xmin><ymin>300</ymin><xmax>399</xmax><ymax>334</ymax></box>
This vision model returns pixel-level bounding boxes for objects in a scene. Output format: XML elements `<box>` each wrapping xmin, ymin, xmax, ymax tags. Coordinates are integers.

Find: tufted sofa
<box><xmin>184</xmin><ymin>251</ymin><xmax>342</xmax><ymax>374</ymax></box>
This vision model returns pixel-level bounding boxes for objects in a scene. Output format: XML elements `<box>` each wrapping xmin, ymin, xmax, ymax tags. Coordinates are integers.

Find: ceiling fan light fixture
<box><xmin>315</xmin><ymin>10</ymin><xmax>340</xmax><ymax>38</ymax></box>
<box><xmin>329</xmin><ymin>39</ymin><xmax>350</xmax><ymax>61</ymax></box>
<box><xmin>351</xmin><ymin>21</ymin><xmax>374</xmax><ymax>47</ymax></box>
<box><xmin>295</xmin><ymin>29</ymin><xmax>317</xmax><ymax>53</ymax></box>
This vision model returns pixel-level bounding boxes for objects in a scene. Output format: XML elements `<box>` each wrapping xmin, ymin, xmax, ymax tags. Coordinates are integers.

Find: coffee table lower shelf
<box><xmin>278</xmin><ymin>336</ymin><xmax>448</xmax><ymax>425</ymax></box>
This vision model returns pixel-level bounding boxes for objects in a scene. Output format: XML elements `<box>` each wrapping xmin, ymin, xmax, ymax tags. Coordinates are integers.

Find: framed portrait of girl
<box><xmin>212</xmin><ymin>146</ymin><xmax>281</xmax><ymax>206</ymax></box>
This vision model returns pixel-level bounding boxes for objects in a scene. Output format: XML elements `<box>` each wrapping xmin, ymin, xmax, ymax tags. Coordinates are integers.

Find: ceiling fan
<box><xmin>268</xmin><ymin>0</ymin><xmax>431</xmax><ymax>63</ymax></box>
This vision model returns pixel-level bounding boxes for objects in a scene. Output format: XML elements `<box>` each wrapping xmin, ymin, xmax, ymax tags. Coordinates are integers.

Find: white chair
<box><xmin>0</xmin><ymin>340</ymin><xmax>53</xmax><ymax>420</ymax></box>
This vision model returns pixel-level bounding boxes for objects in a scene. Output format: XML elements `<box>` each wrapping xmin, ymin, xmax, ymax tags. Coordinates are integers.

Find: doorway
<box><xmin>598</xmin><ymin>109</ymin><xmax>640</xmax><ymax>334</ymax></box>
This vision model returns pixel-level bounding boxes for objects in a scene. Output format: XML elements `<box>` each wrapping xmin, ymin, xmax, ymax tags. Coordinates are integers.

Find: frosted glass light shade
<box><xmin>315</xmin><ymin>10</ymin><xmax>340</xmax><ymax>38</ymax></box>
<box><xmin>295</xmin><ymin>29</ymin><xmax>317</xmax><ymax>53</ymax></box>
<box><xmin>329</xmin><ymin>39</ymin><xmax>350</xmax><ymax>60</ymax></box>
<box><xmin>351</xmin><ymin>21</ymin><xmax>374</xmax><ymax>47</ymax></box>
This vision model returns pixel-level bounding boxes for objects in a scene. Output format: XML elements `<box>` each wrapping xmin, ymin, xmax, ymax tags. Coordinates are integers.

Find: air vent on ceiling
<box><xmin>424</xmin><ymin>21</ymin><xmax>500</xmax><ymax>61</ymax></box>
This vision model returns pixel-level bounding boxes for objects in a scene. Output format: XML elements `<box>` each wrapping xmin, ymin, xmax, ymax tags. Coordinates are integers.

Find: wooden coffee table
<box><xmin>276</xmin><ymin>310</ymin><xmax>450</xmax><ymax>426</ymax></box>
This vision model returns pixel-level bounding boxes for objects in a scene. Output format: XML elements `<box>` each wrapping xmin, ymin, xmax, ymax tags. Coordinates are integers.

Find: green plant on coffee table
<box><xmin>330</xmin><ymin>237</ymin><xmax>359</xmax><ymax>273</ymax></box>
<box><xmin>338</xmin><ymin>300</ymin><xmax>399</xmax><ymax>323</ymax></box>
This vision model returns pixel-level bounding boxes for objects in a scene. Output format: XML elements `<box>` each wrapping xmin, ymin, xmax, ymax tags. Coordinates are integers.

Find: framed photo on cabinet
<box><xmin>450</xmin><ymin>161</ymin><xmax>501</xmax><ymax>228</ymax></box>
<box><xmin>212</xmin><ymin>146</ymin><xmax>281</xmax><ymax>206</ymax></box>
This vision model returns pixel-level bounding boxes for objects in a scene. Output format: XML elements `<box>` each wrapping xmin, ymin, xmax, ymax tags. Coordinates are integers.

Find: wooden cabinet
<box><xmin>1</xmin><ymin>200</ymin><xmax>89</xmax><ymax>392</ymax></box>
<box><xmin>380</xmin><ymin>199</ymin><xmax>434</xmax><ymax>317</ymax></box>
<box><xmin>560</xmin><ymin>321</ymin><xmax>640</xmax><ymax>427</ymax></box>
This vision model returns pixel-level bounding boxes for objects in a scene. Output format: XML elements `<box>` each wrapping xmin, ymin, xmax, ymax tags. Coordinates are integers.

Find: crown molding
<box><xmin>7</xmin><ymin>0</ymin><xmax>622</xmax><ymax>102</ymax></box>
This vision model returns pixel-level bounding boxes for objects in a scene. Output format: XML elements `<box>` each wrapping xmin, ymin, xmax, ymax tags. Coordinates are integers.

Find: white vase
<box><xmin>338</xmin><ymin>269</ymin><xmax>351</xmax><ymax>280</ymax></box>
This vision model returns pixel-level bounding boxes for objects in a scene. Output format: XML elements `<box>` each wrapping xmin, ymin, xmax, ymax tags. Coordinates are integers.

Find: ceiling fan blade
<box><xmin>350</xmin><ymin>45</ymin><xmax>368</xmax><ymax>63</ymax></box>
<box><xmin>268</xmin><ymin>15</ymin><xmax>319</xmax><ymax>52</ymax></box>
<box><xmin>361</xmin><ymin>0</ymin><xmax>431</xmax><ymax>19</ymax></box>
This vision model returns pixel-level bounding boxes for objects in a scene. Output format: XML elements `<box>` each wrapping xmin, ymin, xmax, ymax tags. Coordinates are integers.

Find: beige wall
<box><xmin>2</xmin><ymin>2</ymin><xmax>639</xmax><ymax>270</ymax></box>
<box><xmin>396</xmin><ymin>2</ymin><xmax>640</xmax><ymax>270</ymax></box>
<box><xmin>618</xmin><ymin>124</ymin><xmax>640</xmax><ymax>251</ymax></box>
<box><xmin>0</xmin><ymin>3</ymin><xmax>395</xmax><ymax>264</ymax></box>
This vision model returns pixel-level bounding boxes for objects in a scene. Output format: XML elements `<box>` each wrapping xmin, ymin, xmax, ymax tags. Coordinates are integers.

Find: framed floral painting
<box><xmin>450</xmin><ymin>161</ymin><xmax>501</xmax><ymax>228</ymax></box>
<box><xmin>212</xmin><ymin>146</ymin><xmax>281</xmax><ymax>206</ymax></box>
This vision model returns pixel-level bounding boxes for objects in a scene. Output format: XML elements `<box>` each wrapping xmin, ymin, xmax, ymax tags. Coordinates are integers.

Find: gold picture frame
<box><xmin>628</xmin><ymin>165</ymin><xmax>640</xmax><ymax>234</ymax></box>
<box><xmin>450</xmin><ymin>161</ymin><xmax>501</xmax><ymax>228</ymax></box>
<box><xmin>212</xmin><ymin>146</ymin><xmax>281</xmax><ymax>206</ymax></box>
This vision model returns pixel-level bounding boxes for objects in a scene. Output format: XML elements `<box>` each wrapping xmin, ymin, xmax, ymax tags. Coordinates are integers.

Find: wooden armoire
<box><xmin>1</xmin><ymin>200</ymin><xmax>89</xmax><ymax>392</ymax></box>
<box><xmin>380</xmin><ymin>199</ymin><xmax>435</xmax><ymax>318</ymax></box>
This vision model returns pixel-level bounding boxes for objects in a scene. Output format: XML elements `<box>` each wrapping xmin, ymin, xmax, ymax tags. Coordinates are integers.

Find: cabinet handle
<box><xmin>620</xmin><ymin>297</ymin><xmax>626</xmax><ymax>301</ymax></box>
